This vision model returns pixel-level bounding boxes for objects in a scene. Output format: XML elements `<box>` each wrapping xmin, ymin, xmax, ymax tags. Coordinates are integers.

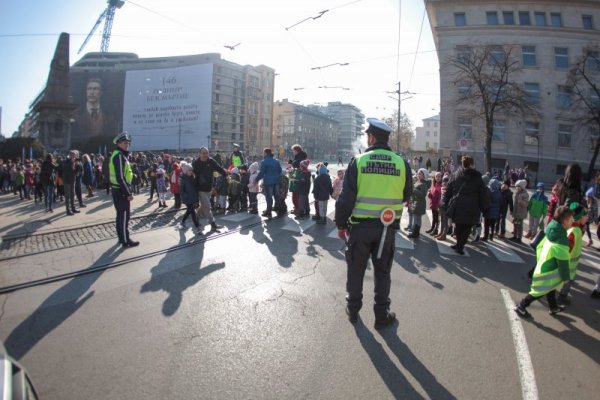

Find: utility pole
<box><xmin>397</xmin><ymin>81</ymin><xmax>402</xmax><ymax>153</ymax></box>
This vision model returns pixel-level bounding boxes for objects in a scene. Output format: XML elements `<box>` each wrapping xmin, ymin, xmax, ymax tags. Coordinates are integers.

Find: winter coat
<box><xmin>180</xmin><ymin>174</ymin><xmax>198</xmax><ymax>205</ymax></box>
<box><xmin>156</xmin><ymin>173</ymin><xmax>167</xmax><ymax>193</ymax></box>
<box><xmin>169</xmin><ymin>167</ymin><xmax>181</xmax><ymax>194</ymax></box>
<box><xmin>313</xmin><ymin>169</ymin><xmax>333</xmax><ymax>201</ymax></box>
<box><xmin>192</xmin><ymin>157</ymin><xmax>227</xmax><ymax>192</ymax></box>
<box><xmin>256</xmin><ymin>154</ymin><xmax>282</xmax><ymax>186</ymax></box>
<box><xmin>40</xmin><ymin>160</ymin><xmax>57</xmax><ymax>186</ymax></box>
<box><xmin>61</xmin><ymin>159</ymin><xmax>77</xmax><ymax>184</ymax></box>
<box><xmin>289</xmin><ymin>168</ymin><xmax>301</xmax><ymax>192</ymax></box>
<box><xmin>240</xmin><ymin>172</ymin><xmax>250</xmax><ymax>193</ymax></box>
<box><xmin>528</xmin><ymin>191</ymin><xmax>548</xmax><ymax>218</ymax></box>
<box><xmin>442</xmin><ymin>167</ymin><xmax>490</xmax><ymax>225</ymax></box>
<box><xmin>248</xmin><ymin>162</ymin><xmax>259</xmax><ymax>193</ymax></box>
<box><xmin>215</xmin><ymin>175</ymin><xmax>228</xmax><ymax>195</ymax></box>
<box><xmin>82</xmin><ymin>161</ymin><xmax>94</xmax><ymax>186</ymax></box>
<box><xmin>428</xmin><ymin>182</ymin><xmax>442</xmax><ymax>210</ymax></box>
<box><xmin>513</xmin><ymin>190</ymin><xmax>529</xmax><ymax>220</ymax></box>
<box><xmin>409</xmin><ymin>180</ymin><xmax>427</xmax><ymax>215</ymax></box>
<box><xmin>332</xmin><ymin>176</ymin><xmax>344</xmax><ymax>200</ymax></box>
<box><xmin>296</xmin><ymin>169</ymin><xmax>312</xmax><ymax>195</ymax></box>
<box><xmin>484</xmin><ymin>189</ymin><xmax>502</xmax><ymax>219</ymax></box>
<box><xmin>500</xmin><ymin>186</ymin><xmax>514</xmax><ymax>215</ymax></box>
<box><xmin>291</xmin><ymin>150</ymin><xmax>308</xmax><ymax>169</ymax></box>
<box><xmin>15</xmin><ymin>171</ymin><xmax>25</xmax><ymax>186</ymax></box>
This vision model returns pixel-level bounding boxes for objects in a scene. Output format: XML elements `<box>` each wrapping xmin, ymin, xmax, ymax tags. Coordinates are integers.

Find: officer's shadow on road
<box><xmin>3</xmin><ymin>243</ymin><xmax>122</xmax><ymax>361</ymax></box>
<box><xmin>353</xmin><ymin>318</ymin><xmax>457</xmax><ymax>400</ymax></box>
<box><xmin>249</xmin><ymin>217</ymin><xmax>298</xmax><ymax>268</ymax></box>
<box><xmin>140</xmin><ymin>232</ymin><xmax>225</xmax><ymax>316</ymax></box>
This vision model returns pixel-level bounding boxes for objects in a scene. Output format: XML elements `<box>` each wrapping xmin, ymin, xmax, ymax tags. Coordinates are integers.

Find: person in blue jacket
<box><xmin>256</xmin><ymin>147</ymin><xmax>283</xmax><ymax>219</ymax></box>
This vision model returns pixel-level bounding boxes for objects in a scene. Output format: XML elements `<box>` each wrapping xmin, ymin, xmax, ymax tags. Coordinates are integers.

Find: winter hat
<box><xmin>442</xmin><ymin>176</ymin><xmax>449</xmax><ymax>183</ymax></box>
<box><xmin>300</xmin><ymin>159</ymin><xmax>310</xmax><ymax>170</ymax></box>
<box><xmin>231</xmin><ymin>167</ymin><xmax>239</xmax><ymax>175</ymax></box>
<box><xmin>239</xmin><ymin>164</ymin><xmax>248</xmax><ymax>171</ymax></box>
<box><xmin>569</xmin><ymin>201</ymin><xmax>587</xmax><ymax>221</ymax></box>
<box><xmin>157</xmin><ymin>167</ymin><xmax>165</xmax><ymax>175</ymax></box>
<box><xmin>435</xmin><ymin>171</ymin><xmax>443</xmax><ymax>180</ymax></box>
<box><xmin>249</xmin><ymin>162</ymin><xmax>259</xmax><ymax>173</ymax></box>
<box><xmin>180</xmin><ymin>162</ymin><xmax>192</xmax><ymax>174</ymax></box>
<box><xmin>515</xmin><ymin>180</ymin><xmax>527</xmax><ymax>189</ymax></box>
<box><xmin>536</xmin><ymin>182</ymin><xmax>545</xmax><ymax>189</ymax></box>
<box><xmin>417</xmin><ymin>168</ymin><xmax>429</xmax><ymax>180</ymax></box>
<box><xmin>585</xmin><ymin>187</ymin><xmax>594</xmax><ymax>198</ymax></box>
<box><xmin>318</xmin><ymin>165</ymin><xmax>328</xmax><ymax>175</ymax></box>
<box><xmin>489</xmin><ymin>178</ymin><xmax>501</xmax><ymax>191</ymax></box>
<box><xmin>482</xmin><ymin>174</ymin><xmax>490</xmax><ymax>186</ymax></box>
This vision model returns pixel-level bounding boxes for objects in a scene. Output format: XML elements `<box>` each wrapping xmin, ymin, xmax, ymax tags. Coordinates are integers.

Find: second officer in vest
<box><xmin>110</xmin><ymin>131</ymin><xmax>139</xmax><ymax>248</ymax></box>
<box><xmin>335</xmin><ymin>118</ymin><xmax>412</xmax><ymax>329</ymax></box>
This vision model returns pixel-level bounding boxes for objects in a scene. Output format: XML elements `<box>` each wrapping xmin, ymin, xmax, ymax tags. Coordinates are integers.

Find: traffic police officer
<box><xmin>110</xmin><ymin>131</ymin><xmax>139</xmax><ymax>248</ymax></box>
<box><xmin>335</xmin><ymin>118</ymin><xmax>412</xmax><ymax>328</ymax></box>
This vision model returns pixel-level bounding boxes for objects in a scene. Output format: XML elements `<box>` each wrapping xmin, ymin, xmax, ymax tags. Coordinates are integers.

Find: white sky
<box><xmin>0</xmin><ymin>0</ymin><xmax>440</xmax><ymax>137</ymax></box>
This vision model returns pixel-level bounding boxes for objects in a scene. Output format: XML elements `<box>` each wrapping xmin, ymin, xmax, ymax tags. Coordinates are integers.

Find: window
<box><xmin>457</xmin><ymin>81</ymin><xmax>471</xmax><ymax>97</ymax></box>
<box><xmin>557</xmin><ymin>86</ymin><xmax>573</xmax><ymax>108</ymax></box>
<box><xmin>455</xmin><ymin>12</ymin><xmax>466</xmax><ymax>26</ymax></box>
<box><xmin>535</xmin><ymin>12</ymin><xmax>547</xmax><ymax>26</ymax></box>
<box><xmin>555</xmin><ymin>48</ymin><xmax>569</xmax><ymax>68</ymax></box>
<box><xmin>522</xmin><ymin>46</ymin><xmax>537</xmax><ymax>66</ymax></box>
<box><xmin>489</xmin><ymin>46</ymin><xmax>505</xmax><ymax>65</ymax></box>
<box><xmin>519</xmin><ymin>11</ymin><xmax>531</xmax><ymax>25</ymax></box>
<box><xmin>426</xmin><ymin>141</ymin><xmax>430</xmax><ymax>149</ymax></box>
<box><xmin>525</xmin><ymin>122</ymin><xmax>540</xmax><ymax>145</ymax></box>
<box><xmin>458</xmin><ymin>117</ymin><xmax>472</xmax><ymax>139</ymax></box>
<box><xmin>583</xmin><ymin>15</ymin><xmax>594</xmax><ymax>30</ymax></box>
<box><xmin>524</xmin><ymin>83</ymin><xmax>540</xmax><ymax>105</ymax></box>
<box><xmin>487</xmin><ymin>11</ymin><xmax>499</xmax><ymax>25</ymax></box>
<box><xmin>434</xmin><ymin>131</ymin><xmax>438</xmax><ymax>137</ymax></box>
<box><xmin>587</xmin><ymin>51</ymin><xmax>600</xmax><ymax>72</ymax></box>
<box><xmin>426</xmin><ymin>131</ymin><xmax>430</xmax><ymax>137</ymax></box>
<box><xmin>551</xmin><ymin>13</ymin><xmax>562</xmax><ymax>27</ymax></box>
<box><xmin>558</xmin><ymin>124</ymin><xmax>572</xmax><ymax>147</ymax></box>
<box><xmin>503</xmin><ymin>11</ymin><xmax>515</xmax><ymax>25</ymax></box>
<box><xmin>493</xmin><ymin>120</ymin><xmax>506</xmax><ymax>141</ymax></box>
<box><xmin>434</xmin><ymin>122</ymin><xmax>438</xmax><ymax>127</ymax></box>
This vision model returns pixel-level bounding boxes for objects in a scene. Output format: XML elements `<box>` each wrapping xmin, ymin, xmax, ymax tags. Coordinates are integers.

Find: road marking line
<box><xmin>486</xmin><ymin>241</ymin><xmax>525</xmax><ymax>264</ymax></box>
<box><xmin>500</xmin><ymin>288</ymin><xmax>539</xmax><ymax>400</ymax></box>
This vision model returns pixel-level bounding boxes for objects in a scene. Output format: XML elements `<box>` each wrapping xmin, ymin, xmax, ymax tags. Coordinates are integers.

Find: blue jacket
<box><xmin>256</xmin><ymin>154</ymin><xmax>282</xmax><ymax>185</ymax></box>
<box><xmin>180</xmin><ymin>174</ymin><xmax>198</xmax><ymax>204</ymax></box>
<box><xmin>484</xmin><ymin>179</ymin><xmax>502</xmax><ymax>219</ymax></box>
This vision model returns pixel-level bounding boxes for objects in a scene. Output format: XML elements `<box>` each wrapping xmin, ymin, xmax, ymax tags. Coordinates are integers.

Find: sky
<box><xmin>0</xmin><ymin>0</ymin><xmax>440</xmax><ymax>138</ymax></box>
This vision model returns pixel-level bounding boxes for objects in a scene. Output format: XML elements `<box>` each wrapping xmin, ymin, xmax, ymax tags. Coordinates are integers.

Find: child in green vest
<box><xmin>514</xmin><ymin>205</ymin><xmax>573</xmax><ymax>318</ymax></box>
<box><xmin>557</xmin><ymin>202</ymin><xmax>588</xmax><ymax>306</ymax></box>
<box><xmin>525</xmin><ymin>182</ymin><xmax>548</xmax><ymax>238</ymax></box>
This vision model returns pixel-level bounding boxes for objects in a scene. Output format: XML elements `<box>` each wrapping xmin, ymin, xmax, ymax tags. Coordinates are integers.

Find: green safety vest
<box><xmin>529</xmin><ymin>237</ymin><xmax>569</xmax><ymax>297</ymax></box>
<box><xmin>567</xmin><ymin>226</ymin><xmax>583</xmax><ymax>280</ymax></box>
<box><xmin>231</xmin><ymin>154</ymin><xmax>242</xmax><ymax>167</ymax></box>
<box><xmin>351</xmin><ymin>148</ymin><xmax>405</xmax><ymax>222</ymax></box>
<box><xmin>109</xmin><ymin>150</ymin><xmax>133</xmax><ymax>187</ymax></box>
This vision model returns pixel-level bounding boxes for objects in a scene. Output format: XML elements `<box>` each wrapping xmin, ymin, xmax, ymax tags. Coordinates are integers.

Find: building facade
<box><xmin>273</xmin><ymin>99</ymin><xmax>340</xmax><ymax>161</ymax></box>
<box><xmin>414</xmin><ymin>114</ymin><xmax>441</xmax><ymax>152</ymax></box>
<box><xmin>425</xmin><ymin>0</ymin><xmax>600</xmax><ymax>182</ymax></box>
<box><xmin>311</xmin><ymin>102</ymin><xmax>365</xmax><ymax>157</ymax></box>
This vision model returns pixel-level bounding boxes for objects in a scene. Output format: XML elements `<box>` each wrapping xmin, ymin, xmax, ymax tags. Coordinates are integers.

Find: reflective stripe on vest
<box><xmin>109</xmin><ymin>150</ymin><xmax>133</xmax><ymax>187</ymax></box>
<box><xmin>529</xmin><ymin>237</ymin><xmax>568</xmax><ymax>297</ymax></box>
<box><xmin>567</xmin><ymin>226</ymin><xmax>583</xmax><ymax>280</ymax></box>
<box><xmin>351</xmin><ymin>149</ymin><xmax>405</xmax><ymax>222</ymax></box>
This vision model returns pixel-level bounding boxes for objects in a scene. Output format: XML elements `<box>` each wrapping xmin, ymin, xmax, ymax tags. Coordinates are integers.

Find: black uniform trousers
<box><xmin>345</xmin><ymin>224</ymin><xmax>396</xmax><ymax>319</ymax></box>
<box><xmin>112</xmin><ymin>188</ymin><xmax>131</xmax><ymax>244</ymax></box>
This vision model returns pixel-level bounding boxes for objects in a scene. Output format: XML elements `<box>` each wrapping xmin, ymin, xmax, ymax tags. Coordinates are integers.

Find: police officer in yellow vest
<box><xmin>335</xmin><ymin>118</ymin><xmax>412</xmax><ymax>329</ymax></box>
<box><xmin>229</xmin><ymin>143</ymin><xmax>245</xmax><ymax>168</ymax></box>
<box><xmin>110</xmin><ymin>131</ymin><xmax>139</xmax><ymax>248</ymax></box>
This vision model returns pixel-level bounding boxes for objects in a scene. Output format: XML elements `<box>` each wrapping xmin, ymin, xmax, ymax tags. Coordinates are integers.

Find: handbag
<box><xmin>446</xmin><ymin>181</ymin><xmax>466</xmax><ymax>219</ymax></box>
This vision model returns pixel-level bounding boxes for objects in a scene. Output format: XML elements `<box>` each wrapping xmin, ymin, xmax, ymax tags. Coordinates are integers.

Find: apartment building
<box><xmin>414</xmin><ymin>114</ymin><xmax>441</xmax><ymax>152</ymax></box>
<box><xmin>425</xmin><ymin>0</ymin><xmax>600</xmax><ymax>182</ymax></box>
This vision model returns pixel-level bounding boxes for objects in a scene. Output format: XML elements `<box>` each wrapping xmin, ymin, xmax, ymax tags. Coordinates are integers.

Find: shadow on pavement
<box><xmin>140</xmin><ymin>230</ymin><xmax>225</xmax><ymax>316</ymax></box>
<box><xmin>3</xmin><ymin>243</ymin><xmax>122</xmax><ymax>360</ymax></box>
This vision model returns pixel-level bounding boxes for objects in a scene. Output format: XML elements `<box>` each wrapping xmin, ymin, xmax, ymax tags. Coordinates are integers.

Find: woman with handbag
<box><xmin>441</xmin><ymin>155</ymin><xmax>489</xmax><ymax>255</ymax></box>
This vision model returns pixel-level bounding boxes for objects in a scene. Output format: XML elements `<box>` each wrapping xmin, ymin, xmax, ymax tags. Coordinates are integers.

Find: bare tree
<box><xmin>447</xmin><ymin>44</ymin><xmax>538</xmax><ymax>173</ymax></box>
<box><xmin>383</xmin><ymin>110</ymin><xmax>413</xmax><ymax>154</ymax></box>
<box><xmin>565</xmin><ymin>45</ymin><xmax>600</xmax><ymax>182</ymax></box>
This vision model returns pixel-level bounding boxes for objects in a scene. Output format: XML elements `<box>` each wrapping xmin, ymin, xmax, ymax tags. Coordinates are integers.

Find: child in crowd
<box><xmin>169</xmin><ymin>162</ymin><xmax>181</xmax><ymax>209</ymax></box>
<box><xmin>24</xmin><ymin>164</ymin><xmax>34</xmax><ymax>200</ymax></box>
<box><xmin>405</xmin><ymin>175</ymin><xmax>417</xmax><ymax>232</ymax></box>
<box><xmin>514</xmin><ymin>205</ymin><xmax>573</xmax><ymax>318</ymax></box>
<box><xmin>179</xmin><ymin>162</ymin><xmax>202</xmax><ymax>233</ymax></box>
<box><xmin>546</xmin><ymin>179</ymin><xmax>563</xmax><ymax>223</ymax></box>
<box><xmin>276</xmin><ymin>171</ymin><xmax>289</xmax><ymax>215</ymax></box>
<box><xmin>239</xmin><ymin>165</ymin><xmax>249</xmax><ymax>211</ymax></box>
<box><xmin>525</xmin><ymin>182</ymin><xmax>548</xmax><ymax>238</ymax></box>
<box><xmin>131</xmin><ymin>163</ymin><xmax>141</xmax><ymax>194</ymax></box>
<box><xmin>557</xmin><ymin>202</ymin><xmax>588</xmax><ymax>306</ymax></box>
<box><xmin>227</xmin><ymin>168</ymin><xmax>241</xmax><ymax>213</ymax></box>
<box><xmin>156</xmin><ymin>166</ymin><xmax>168</xmax><ymax>208</ymax></box>
<box><xmin>585</xmin><ymin>187</ymin><xmax>598</xmax><ymax>247</ymax></box>
<box><xmin>34</xmin><ymin>166</ymin><xmax>43</xmax><ymax>203</ymax></box>
<box><xmin>148</xmin><ymin>163</ymin><xmax>158</xmax><ymax>201</ymax></box>
<box><xmin>511</xmin><ymin>179</ymin><xmax>529</xmax><ymax>243</ymax></box>
<box><xmin>248</xmin><ymin>162</ymin><xmax>259</xmax><ymax>214</ymax></box>
<box><xmin>436</xmin><ymin>175</ymin><xmax>450</xmax><ymax>241</ymax></box>
<box><xmin>312</xmin><ymin>164</ymin><xmax>333</xmax><ymax>224</ymax></box>
<box><xmin>408</xmin><ymin>168</ymin><xmax>428</xmax><ymax>239</ymax></box>
<box><xmin>215</xmin><ymin>173</ymin><xmax>228</xmax><ymax>214</ymax></box>
<box><xmin>295</xmin><ymin>160</ymin><xmax>312</xmax><ymax>220</ymax></box>
<box><xmin>483</xmin><ymin>178</ymin><xmax>502</xmax><ymax>241</ymax></box>
<box><xmin>426</xmin><ymin>171</ymin><xmax>442</xmax><ymax>236</ymax></box>
<box><xmin>311</xmin><ymin>162</ymin><xmax>324</xmax><ymax>220</ymax></box>
<box><xmin>15</xmin><ymin>165</ymin><xmax>25</xmax><ymax>200</ymax></box>
<box><xmin>332</xmin><ymin>169</ymin><xmax>345</xmax><ymax>201</ymax></box>
<box><xmin>496</xmin><ymin>179</ymin><xmax>514</xmax><ymax>238</ymax></box>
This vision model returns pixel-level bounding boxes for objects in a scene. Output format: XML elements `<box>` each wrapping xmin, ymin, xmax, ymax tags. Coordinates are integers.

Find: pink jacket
<box><xmin>428</xmin><ymin>182</ymin><xmax>442</xmax><ymax>210</ymax></box>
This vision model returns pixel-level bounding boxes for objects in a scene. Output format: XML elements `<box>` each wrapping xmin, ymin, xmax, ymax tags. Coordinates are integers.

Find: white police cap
<box><xmin>366</xmin><ymin>118</ymin><xmax>392</xmax><ymax>135</ymax></box>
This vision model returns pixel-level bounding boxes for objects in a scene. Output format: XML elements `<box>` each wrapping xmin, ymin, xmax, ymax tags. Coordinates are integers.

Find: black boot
<box><xmin>407</xmin><ymin>225</ymin><xmax>420</xmax><ymax>238</ymax></box>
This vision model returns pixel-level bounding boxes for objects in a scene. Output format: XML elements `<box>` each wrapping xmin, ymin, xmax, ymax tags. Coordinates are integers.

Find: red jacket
<box><xmin>428</xmin><ymin>182</ymin><xmax>442</xmax><ymax>210</ymax></box>
<box><xmin>169</xmin><ymin>167</ymin><xmax>181</xmax><ymax>194</ymax></box>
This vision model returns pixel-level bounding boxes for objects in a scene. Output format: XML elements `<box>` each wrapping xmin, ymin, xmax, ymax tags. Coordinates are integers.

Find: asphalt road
<box><xmin>0</xmin><ymin>190</ymin><xmax>599</xmax><ymax>399</ymax></box>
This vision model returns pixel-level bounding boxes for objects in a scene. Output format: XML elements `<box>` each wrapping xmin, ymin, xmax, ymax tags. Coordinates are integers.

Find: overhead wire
<box><xmin>408</xmin><ymin>7</ymin><xmax>426</xmax><ymax>91</ymax></box>
<box><xmin>396</xmin><ymin>0</ymin><xmax>402</xmax><ymax>82</ymax></box>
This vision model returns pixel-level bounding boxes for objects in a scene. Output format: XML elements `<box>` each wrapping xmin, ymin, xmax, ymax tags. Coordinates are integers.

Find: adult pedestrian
<box><xmin>229</xmin><ymin>143</ymin><xmax>245</xmax><ymax>168</ymax></box>
<box><xmin>61</xmin><ymin>150</ymin><xmax>80</xmax><ymax>216</ymax></box>
<box><xmin>335</xmin><ymin>118</ymin><xmax>412</xmax><ymax>329</ymax></box>
<box><xmin>40</xmin><ymin>154</ymin><xmax>57</xmax><ymax>212</ymax></box>
<box><xmin>82</xmin><ymin>154</ymin><xmax>95</xmax><ymax>198</ymax></box>
<box><xmin>256</xmin><ymin>147</ymin><xmax>283</xmax><ymax>219</ymax></box>
<box><xmin>109</xmin><ymin>132</ymin><xmax>139</xmax><ymax>248</ymax></box>
<box><xmin>441</xmin><ymin>155</ymin><xmax>489</xmax><ymax>255</ymax></box>
<box><xmin>289</xmin><ymin>144</ymin><xmax>308</xmax><ymax>214</ymax></box>
<box><xmin>192</xmin><ymin>147</ymin><xmax>226</xmax><ymax>231</ymax></box>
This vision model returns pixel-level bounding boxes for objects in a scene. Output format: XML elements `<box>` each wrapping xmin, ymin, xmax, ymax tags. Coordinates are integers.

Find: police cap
<box><xmin>113</xmin><ymin>131</ymin><xmax>132</xmax><ymax>144</ymax></box>
<box><xmin>365</xmin><ymin>118</ymin><xmax>392</xmax><ymax>136</ymax></box>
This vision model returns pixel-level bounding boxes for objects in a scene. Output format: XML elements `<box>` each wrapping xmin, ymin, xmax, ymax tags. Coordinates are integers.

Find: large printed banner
<box><xmin>123</xmin><ymin>64</ymin><xmax>213</xmax><ymax>151</ymax></box>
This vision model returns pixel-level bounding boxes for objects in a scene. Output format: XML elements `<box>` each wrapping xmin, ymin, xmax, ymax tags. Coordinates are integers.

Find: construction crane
<box><xmin>78</xmin><ymin>0</ymin><xmax>125</xmax><ymax>54</ymax></box>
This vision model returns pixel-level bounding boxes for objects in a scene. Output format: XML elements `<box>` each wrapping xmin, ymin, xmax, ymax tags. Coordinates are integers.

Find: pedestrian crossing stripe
<box><xmin>436</xmin><ymin>240</ymin><xmax>471</xmax><ymax>257</ymax></box>
<box><xmin>221</xmin><ymin>212</ymin><xmax>261</xmax><ymax>222</ymax></box>
<box><xmin>395</xmin><ymin>232</ymin><xmax>415</xmax><ymax>250</ymax></box>
<box><xmin>484</xmin><ymin>241</ymin><xmax>524</xmax><ymax>264</ymax></box>
<box><xmin>281</xmin><ymin>218</ymin><xmax>317</xmax><ymax>233</ymax></box>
